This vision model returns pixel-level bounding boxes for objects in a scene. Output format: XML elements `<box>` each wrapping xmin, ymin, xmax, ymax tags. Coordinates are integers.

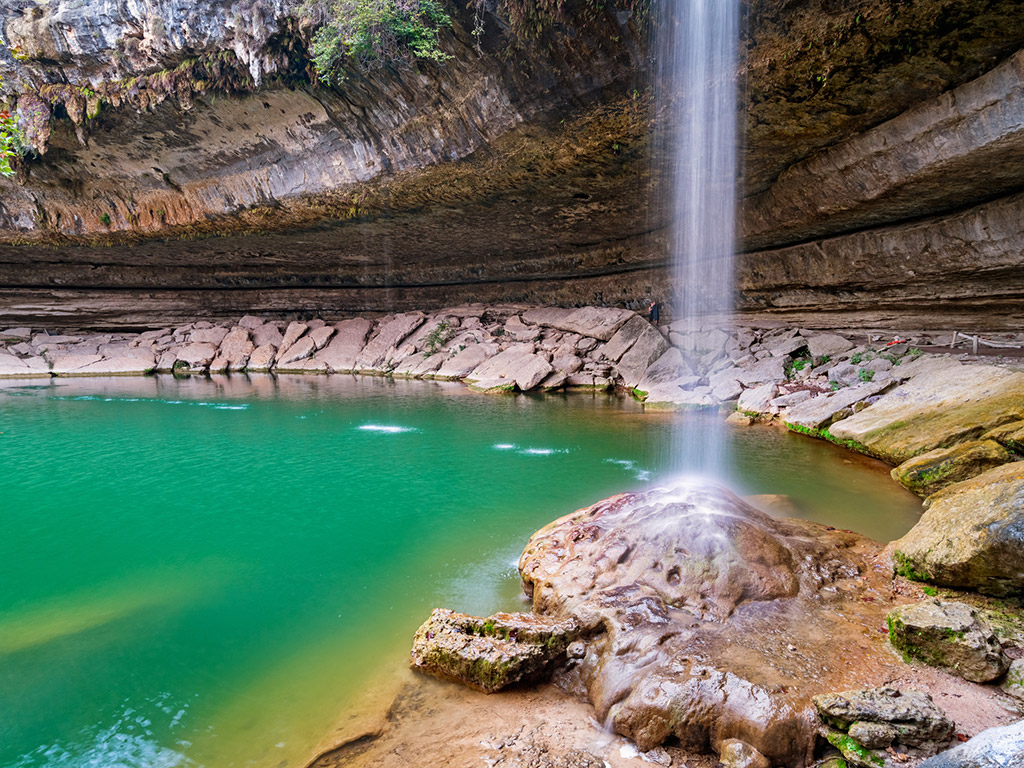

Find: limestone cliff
<box><xmin>0</xmin><ymin>0</ymin><xmax>1022</xmax><ymax>328</ymax></box>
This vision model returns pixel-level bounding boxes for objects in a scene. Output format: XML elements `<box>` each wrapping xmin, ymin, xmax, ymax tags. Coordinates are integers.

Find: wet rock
<box><xmin>814</xmin><ymin>687</ymin><xmax>954</xmax><ymax>760</ymax></box>
<box><xmin>314</xmin><ymin>318</ymin><xmax>373</xmax><ymax>373</ymax></box>
<box><xmin>635</xmin><ymin>348</ymin><xmax>694</xmax><ymax>397</ymax></box>
<box><xmin>718</xmin><ymin>739</ymin><xmax>769</xmax><ymax>768</ymax></box>
<box><xmin>409</xmin><ymin>608</ymin><xmax>578</xmax><ymax>693</ymax></box>
<box><xmin>893</xmin><ymin>462</ymin><xmax>1024</xmax><ymax>596</ymax></box>
<box><xmin>712</xmin><ymin>378</ymin><xmax>743</xmax><ymax>402</ymax></box>
<box><xmin>918</xmin><ymin>719</ymin><xmax>1024</xmax><ymax>768</ymax></box>
<box><xmin>891</xmin><ymin>440</ymin><xmax>1012</xmax><ymax>497</ymax></box>
<box><xmin>887</xmin><ymin>601</ymin><xmax>1008</xmax><ymax>683</ymax></box>
<box><xmin>828</xmin><ymin>361</ymin><xmax>1024</xmax><ymax>464</ymax></box>
<box><xmin>466</xmin><ymin>378</ymin><xmax>516</xmax><ymax>394</ymax></box>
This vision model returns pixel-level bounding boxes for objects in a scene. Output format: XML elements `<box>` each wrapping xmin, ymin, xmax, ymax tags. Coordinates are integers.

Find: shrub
<box><xmin>304</xmin><ymin>0</ymin><xmax>453</xmax><ymax>81</ymax></box>
<box><xmin>0</xmin><ymin>46</ymin><xmax>27</xmax><ymax>177</ymax></box>
<box><xmin>858</xmin><ymin>367</ymin><xmax>875</xmax><ymax>382</ymax></box>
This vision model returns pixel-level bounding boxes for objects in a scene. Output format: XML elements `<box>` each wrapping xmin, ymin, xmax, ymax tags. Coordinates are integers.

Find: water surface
<box><xmin>0</xmin><ymin>375</ymin><xmax>920</xmax><ymax>768</ymax></box>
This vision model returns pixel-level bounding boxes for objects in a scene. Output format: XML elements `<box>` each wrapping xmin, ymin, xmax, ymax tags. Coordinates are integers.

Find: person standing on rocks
<box><xmin>648</xmin><ymin>301</ymin><xmax>660</xmax><ymax>326</ymax></box>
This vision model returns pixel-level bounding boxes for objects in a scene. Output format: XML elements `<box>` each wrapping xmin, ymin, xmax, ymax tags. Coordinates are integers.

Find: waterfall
<box><xmin>656</xmin><ymin>0</ymin><xmax>740</xmax><ymax>475</ymax></box>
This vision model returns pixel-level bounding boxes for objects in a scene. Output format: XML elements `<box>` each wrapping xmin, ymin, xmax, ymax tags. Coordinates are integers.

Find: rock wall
<box><xmin>0</xmin><ymin>0</ymin><xmax>1022</xmax><ymax>329</ymax></box>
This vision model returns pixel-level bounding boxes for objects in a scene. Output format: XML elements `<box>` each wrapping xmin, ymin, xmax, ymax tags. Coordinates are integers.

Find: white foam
<box><xmin>357</xmin><ymin>424</ymin><xmax>416</xmax><ymax>434</ymax></box>
<box><xmin>520</xmin><ymin>448</ymin><xmax>570</xmax><ymax>456</ymax></box>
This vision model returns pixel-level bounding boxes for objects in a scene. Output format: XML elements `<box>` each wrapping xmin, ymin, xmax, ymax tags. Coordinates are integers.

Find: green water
<box><xmin>0</xmin><ymin>375</ymin><xmax>920</xmax><ymax>768</ymax></box>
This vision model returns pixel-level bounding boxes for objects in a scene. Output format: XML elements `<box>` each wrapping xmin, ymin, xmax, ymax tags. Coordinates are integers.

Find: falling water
<box><xmin>656</xmin><ymin>0</ymin><xmax>740</xmax><ymax>475</ymax></box>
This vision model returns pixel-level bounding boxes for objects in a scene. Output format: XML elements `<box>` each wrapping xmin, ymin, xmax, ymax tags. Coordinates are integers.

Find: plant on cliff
<box><xmin>0</xmin><ymin>44</ymin><xmax>27</xmax><ymax>177</ymax></box>
<box><xmin>303</xmin><ymin>0</ymin><xmax>453</xmax><ymax>80</ymax></box>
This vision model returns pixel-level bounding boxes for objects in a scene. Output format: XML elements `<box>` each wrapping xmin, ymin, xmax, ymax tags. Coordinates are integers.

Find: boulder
<box><xmin>210</xmin><ymin>327</ymin><xmax>254</xmax><ymax>372</ymax></box>
<box><xmin>503</xmin><ymin>315</ymin><xmax>540</xmax><ymax>342</ymax></box>
<box><xmin>807</xmin><ymin>333</ymin><xmax>855</xmax><ymax>359</ymax></box>
<box><xmin>49</xmin><ymin>353</ymin><xmax>103</xmax><ymax>375</ymax></box>
<box><xmin>712</xmin><ymin>378</ymin><xmax>743</xmax><ymax>402</ymax></box>
<box><xmin>918</xmin><ymin>720</ymin><xmax>1024</xmax><ymax>768</ymax></box>
<box><xmin>313</xmin><ymin>318</ymin><xmax>373</xmax><ymax>372</ymax></box>
<box><xmin>828</xmin><ymin>361</ymin><xmax>1024</xmax><ymax>464</ymax></box>
<box><xmin>893</xmin><ymin>462</ymin><xmax>1024</xmax><ymax>596</ymax></box>
<box><xmin>308</xmin><ymin>324</ymin><xmax>335</xmax><ymax>351</ymax></box>
<box><xmin>814</xmin><ymin>687</ymin><xmax>954</xmax><ymax>765</ymax></box>
<box><xmin>514</xmin><ymin>354</ymin><xmax>554</xmax><ymax>391</ymax></box>
<box><xmin>600</xmin><ymin>315</ymin><xmax>652</xmax><ymax>362</ymax></box>
<box><xmin>237</xmin><ymin>315</ymin><xmax>264</xmax><ymax>330</ymax></box>
<box><xmin>356</xmin><ymin>314</ymin><xmax>425</xmax><ymax>369</ymax></box>
<box><xmin>409</xmin><ymin>608</ymin><xmax>578</xmax><ymax>693</ymax></box>
<box><xmin>735</xmin><ymin>357</ymin><xmax>785</xmax><ymax>386</ymax></box>
<box><xmin>718</xmin><ymin>740</ymin><xmax>770</xmax><ymax>768</ymax></box>
<box><xmin>615</xmin><ymin>324</ymin><xmax>670</xmax><ymax>389</ymax></box>
<box><xmin>466</xmin><ymin>378</ymin><xmax>517</xmax><ymax>394</ymax></box>
<box><xmin>466</xmin><ymin>344</ymin><xmax>536</xmax><ymax>383</ymax></box>
<box><xmin>887</xmin><ymin>601</ymin><xmax>1008</xmax><ymax>683</ymax></box>
<box><xmin>521</xmin><ymin>306</ymin><xmax>634</xmax><ymax>341</ymax></box>
<box><xmin>190</xmin><ymin>326</ymin><xmax>229</xmax><ymax>346</ymax></box>
<box><xmin>891</xmin><ymin>440</ymin><xmax>1012</xmax><ymax>497</ymax></box>
<box><xmin>550</xmin><ymin>353</ymin><xmax>584</xmax><ymax>375</ymax></box>
<box><xmin>634</xmin><ymin>348</ymin><xmax>694</xmax><ymax>397</ymax></box>
<box><xmin>0</xmin><ymin>327</ymin><xmax>32</xmax><ymax>340</ymax></box>
<box><xmin>251</xmin><ymin>322</ymin><xmax>284</xmax><ymax>348</ymax></box>
<box><xmin>173</xmin><ymin>343</ymin><xmax>217</xmax><ymax>370</ymax></box>
<box><xmin>275</xmin><ymin>322</ymin><xmax>308</xmax><ymax>362</ymax></box>
<box><xmin>73</xmin><ymin>355</ymin><xmax>156</xmax><ymax>376</ymax></box>
<box><xmin>1000</xmin><ymin>659</ymin><xmax>1024</xmax><ymax>701</ymax></box>
<box><xmin>276</xmin><ymin>336</ymin><xmax>317</xmax><ymax>367</ymax></box>
<box><xmin>737</xmin><ymin>382</ymin><xmax>778</xmax><ymax>414</ymax></box>
<box><xmin>246</xmin><ymin>344</ymin><xmax>277</xmax><ymax>372</ymax></box>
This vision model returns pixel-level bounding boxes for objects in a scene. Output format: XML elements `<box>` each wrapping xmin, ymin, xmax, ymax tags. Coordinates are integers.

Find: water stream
<box><xmin>657</xmin><ymin>0</ymin><xmax>740</xmax><ymax>474</ymax></box>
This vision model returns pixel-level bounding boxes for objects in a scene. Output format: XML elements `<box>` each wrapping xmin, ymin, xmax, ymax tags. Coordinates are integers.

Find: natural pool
<box><xmin>0</xmin><ymin>375</ymin><xmax>921</xmax><ymax>768</ymax></box>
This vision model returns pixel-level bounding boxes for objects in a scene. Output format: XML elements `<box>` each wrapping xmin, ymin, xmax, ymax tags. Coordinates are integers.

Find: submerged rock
<box><xmin>409</xmin><ymin>609</ymin><xmax>578</xmax><ymax>693</ymax></box>
<box><xmin>893</xmin><ymin>462</ymin><xmax>1024</xmax><ymax>595</ymax></box>
<box><xmin>813</xmin><ymin>687</ymin><xmax>955</xmax><ymax>765</ymax></box>
<box><xmin>887</xmin><ymin>601</ymin><xmax>1008</xmax><ymax>683</ymax></box>
<box><xmin>918</xmin><ymin>719</ymin><xmax>1024</xmax><ymax>768</ymax></box>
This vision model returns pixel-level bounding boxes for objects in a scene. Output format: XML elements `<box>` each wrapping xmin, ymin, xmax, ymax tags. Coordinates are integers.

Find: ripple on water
<box><xmin>356</xmin><ymin>424</ymin><xmax>417</xmax><ymax>434</ymax></box>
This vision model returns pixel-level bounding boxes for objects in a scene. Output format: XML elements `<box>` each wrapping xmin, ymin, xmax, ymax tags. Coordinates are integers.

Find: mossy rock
<box><xmin>890</xmin><ymin>439</ymin><xmax>1011</xmax><ymax>497</ymax></box>
<box><xmin>887</xmin><ymin>600</ymin><xmax>1008</xmax><ymax>682</ymax></box>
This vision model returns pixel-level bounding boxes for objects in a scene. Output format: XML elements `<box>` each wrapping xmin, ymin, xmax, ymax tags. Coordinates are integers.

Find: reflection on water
<box><xmin>0</xmin><ymin>375</ymin><xmax>920</xmax><ymax>768</ymax></box>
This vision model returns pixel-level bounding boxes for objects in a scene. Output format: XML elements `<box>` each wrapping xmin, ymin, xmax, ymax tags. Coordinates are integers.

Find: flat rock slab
<box><xmin>615</xmin><ymin>324</ymin><xmax>670</xmax><ymax>389</ymax></box>
<box><xmin>784</xmin><ymin>380</ymin><xmax>891</xmax><ymax>431</ymax></box>
<box><xmin>0</xmin><ymin>352</ymin><xmax>49</xmax><ymax>378</ymax></box>
<box><xmin>887</xmin><ymin>600</ymin><xmax>1007</xmax><ymax>683</ymax></box>
<box><xmin>73</xmin><ymin>356</ymin><xmax>156</xmax><ymax>376</ymax></box>
<box><xmin>434</xmin><ymin>343</ymin><xmax>496</xmax><ymax>380</ymax></box>
<box><xmin>829</xmin><ymin>360</ymin><xmax>1024</xmax><ymax>464</ymax></box>
<box><xmin>894</xmin><ymin>461</ymin><xmax>1024</xmax><ymax>596</ymax></box>
<box><xmin>357</xmin><ymin>314</ymin><xmax>425</xmax><ymax>369</ymax></box>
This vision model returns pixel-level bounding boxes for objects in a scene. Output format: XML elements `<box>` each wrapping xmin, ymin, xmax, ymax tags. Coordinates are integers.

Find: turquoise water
<box><xmin>0</xmin><ymin>375</ymin><xmax>920</xmax><ymax>768</ymax></box>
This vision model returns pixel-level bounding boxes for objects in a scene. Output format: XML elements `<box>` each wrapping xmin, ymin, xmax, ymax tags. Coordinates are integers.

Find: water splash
<box><xmin>656</xmin><ymin>0</ymin><xmax>740</xmax><ymax>475</ymax></box>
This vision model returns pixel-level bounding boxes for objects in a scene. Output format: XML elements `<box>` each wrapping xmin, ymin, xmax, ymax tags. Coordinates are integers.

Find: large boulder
<box><xmin>918</xmin><ymin>720</ymin><xmax>1024</xmax><ymax>768</ymax></box>
<box><xmin>521</xmin><ymin>306</ymin><xmax>634</xmax><ymax>342</ymax></box>
<box><xmin>813</xmin><ymin>687</ymin><xmax>955</xmax><ymax>765</ymax></box>
<box><xmin>887</xmin><ymin>601</ymin><xmax>1008</xmax><ymax>683</ymax></box>
<box><xmin>314</xmin><ymin>318</ymin><xmax>373</xmax><ymax>373</ymax></box>
<box><xmin>891</xmin><ymin>440</ymin><xmax>1012</xmax><ymax>497</ymax></box>
<box><xmin>829</xmin><ymin>361</ymin><xmax>1024</xmax><ymax>464</ymax></box>
<box><xmin>356</xmin><ymin>313</ymin><xmax>425</xmax><ymax>370</ymax></box>
<box><xmin>893</xmin><ymin>462</ymin><xmax>1024</xmax><ymax>595</ymax></box>
<box><xmin>409</xmin><ymin>609</ymin><xmax>578</xmax><ymax>693</ymax></box>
